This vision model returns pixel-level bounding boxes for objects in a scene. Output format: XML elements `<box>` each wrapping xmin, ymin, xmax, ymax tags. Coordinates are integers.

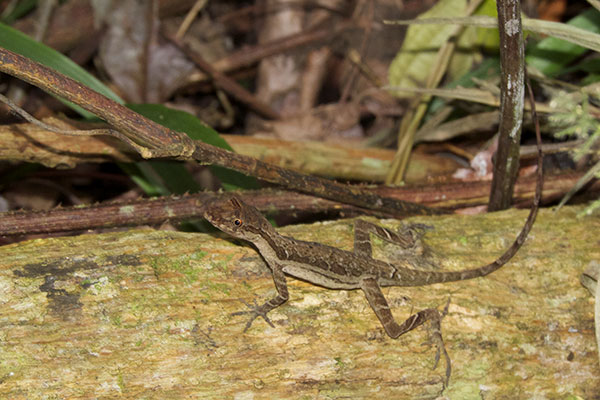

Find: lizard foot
<box><xmin>231</xmin><ymin>299</ymin><xmax>276</xmax><ymax>332</ymax></box>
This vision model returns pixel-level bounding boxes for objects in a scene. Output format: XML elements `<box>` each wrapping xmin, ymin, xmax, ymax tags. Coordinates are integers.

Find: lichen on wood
<box><xmin>0</xmin><ymin>207</ymin><xmax>598</xmax><ymax>398</ymax></box>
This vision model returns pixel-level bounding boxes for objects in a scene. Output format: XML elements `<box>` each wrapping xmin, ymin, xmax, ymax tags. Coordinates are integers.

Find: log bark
<box><xmin>0</xmin><ymin>120</ymin><xmax>457</xmax><ymax>182</ymax></box>
<box><xmin>0</xmin><ymin>206</ymin><xmax>598</xmax><ymax>398</ymax></box>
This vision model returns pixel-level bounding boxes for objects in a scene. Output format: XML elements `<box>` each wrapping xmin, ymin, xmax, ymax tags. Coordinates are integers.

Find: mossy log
<box><xmin>0</xmin><ymin>206</ymin><xmax>598</xmax><ymax>398</ymax></box>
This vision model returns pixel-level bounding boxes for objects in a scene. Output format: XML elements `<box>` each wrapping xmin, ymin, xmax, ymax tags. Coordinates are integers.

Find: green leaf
<box><xmin>1</xmin><ymin>0</ymin><xmax>37</xmax><ymax>24</ymax></box>
<box><xmin>387</xmin><ymin>12</ymin><xmax>600</xmax><ymax>70</ymax></box>
<box><xmin>427</xmin><ymin>56</ymin><xmax>500</xmax><ymax>115</ymax></box>
<box><xmin>471</xmin><ymin>0</ymin><xmax>500</xmax><ymax>52</ymax></box>
<box><xmin>388</xmin><ymin>0</ymin><xmax>469</xmax><ymax>93</ymax></box>
<box><xmin>526</xmin><ymin>8</ymin><xmax>600</xmax><ymax>77</ymax></box>
<box><xmin>0</xmin><ymin>23</ymin><xmax>256</xmax><ymax>193</ymax></box>
<box><xmin>118</xmin><ymin>162</ymin><xmax>166</xmax><ymax>197</ymax></box>
<box><xmin>0</xmin><ymin>22</ymin><xmax>123</xmax><ymax>118</ymax></box>
<box><xmin>127</xmin><ymin>104</ymin><xmax>231</xmax><ymax>150</ymax></box>
<box><xmin>127</xmin><ymin>104</ymin><xmax>258</xmax><ymax>191</ymax></box>
<box><xmin>388</xmin><ymin>0</ymin><xmax>498</xmax><ymax>94</ymax></box>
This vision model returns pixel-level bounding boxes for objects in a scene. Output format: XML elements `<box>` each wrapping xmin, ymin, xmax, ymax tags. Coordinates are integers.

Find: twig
<box><xmin>34</xmin><ymin>0</ymin><xmax>57</xmax><ymax>42</ymax></box>
<box><xmin>0</xmin><ymin>93</ymin><xmax>155</xmax><ymax>156</ymax></box>
<box><xmin>0</xmin><ymin>190</ymin><xmax>379</xmax><ymax>236</ymax></box>
<box><xmin>0</xmin><ymin>47</ymin><xmax>443</xmax><ymax>217</ymax></box>
<box><xmin>340</xmin><ymin>0</ymin><xmax>374</xmax><ymax>102</ymax></box>
<box><xmin>385</xmin><ymin>0</ymin><xmax>485</xmax><ymax>184</ymax></box>
<box><xmin>0</xmin><ymin>48</ymin><xmax>194</xmax><ymax>159</ymax></box>
<box><xmin>489</xmin><ymin>0</ymin><xmax>525</xmax><ymax>211</ymax></box>
<box><xmin>175</xmin><ymin>0</ymin><xmax>208</xmax><ymax>40</ymax></box>
<box><xmin>1</xmin><ymin>160</ymin><xmax>586</xmax><ymax>237</ymax></box>
<box><xmin>166</xmin><ymin>32</ymin><xmax>281</xmax><ymax>120</ymax></box>
<box><xmin>210</xmin><ymin>19</ymin><xmax>356</xmax><ymax>75</ymax></box>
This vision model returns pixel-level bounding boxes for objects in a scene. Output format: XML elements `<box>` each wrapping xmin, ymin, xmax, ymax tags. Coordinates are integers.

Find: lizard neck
<box><xmin>246</xmin><ymin>226</ymin><xmax>290</xmax><ymax>263</ymax></box>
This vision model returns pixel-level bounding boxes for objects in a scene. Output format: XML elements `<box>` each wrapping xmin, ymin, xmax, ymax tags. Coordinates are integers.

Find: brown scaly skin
<box><xmin>204</xmin><ymin>116</ymin><xmax>543</xmax><ymax>388</ymax></box>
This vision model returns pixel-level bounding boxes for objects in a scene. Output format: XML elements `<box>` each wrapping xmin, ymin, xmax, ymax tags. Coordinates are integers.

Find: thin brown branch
<box><xmin>489</xmin><ymin>0</ymin><xmax>525</xmax><ymax>211</ymax></box>
<box><xmin>1</xmin><ymin>170</ymin><xmax>590</xmax><ymax>237</ymax></box>
<box><xmin>0</xmin><ymin>190</ymin><xmax>373</xmax><ymax>236</ymax></box>
<box><xmin>0</xmin><ymin>49</ymin><xmax>193</xmax><ymax>158</ymax></box>
<box><xmin>0</xmin><ymin>47</ymin><xmax>443</xmax><ymax>217</ymax></box>
<box><xmin>340</xmin><ymin>0</ymin><xmax>373</xmax><ymax>102</ymax></box>
<box><xmin>0</xmin><ymin>119</ymin><xmax>578</xmax><ymax>181</ymax></box>
<box><xmin>0</xmin><ymin>119</ymin><xmax>137</xmax><ymax>168</ymax></box>
<box><xmin>211</xmin><ymin>19</ymin><xmax>356</xmax><ymax>74</ymax></box>
<box><xmin>0</xmin><ymin>93</ymin><xmax>145</xmax><ymax>153</ymax></box>
<box><xmin>165</xmin><ymin>32</ymin><xmax>281</xmax><ymax>120</ymax></box>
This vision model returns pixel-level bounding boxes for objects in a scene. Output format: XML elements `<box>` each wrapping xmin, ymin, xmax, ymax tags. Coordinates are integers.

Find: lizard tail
<box><xmin>430</xmin><ymin>81</ymin><xmax>543</xmax><ymax>284</ymax></box>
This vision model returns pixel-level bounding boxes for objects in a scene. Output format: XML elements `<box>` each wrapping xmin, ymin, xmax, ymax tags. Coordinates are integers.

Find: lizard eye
<box><xmin>233</xmin><ymin>218</ymin><xmax>242</xmax><ymax>226</ymax></box>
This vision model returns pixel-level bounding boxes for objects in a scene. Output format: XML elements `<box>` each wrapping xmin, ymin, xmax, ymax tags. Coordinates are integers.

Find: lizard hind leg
<box><xmin>231</xmin><ymin>263</ymin><xmax>289</xmax><ymax>332</ymax></box>
<box><xmin>353</xmin><ymin>220</ymin><xmax>433</xmax><ymax>266</ymax></box>
<box><xmin>360</xmin><ymin>277</ymin><xmax>452</xmax><ymax>387</ymax></box>
<box><xmin>353</xmin><ymin>219</ymin><xmax>420</xmax><ymax>257</ymax></box>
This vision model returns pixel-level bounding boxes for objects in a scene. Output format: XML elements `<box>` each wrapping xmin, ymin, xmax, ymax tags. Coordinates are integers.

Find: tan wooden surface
<box><xmin>0</xmin><ymin>206</ymin><xmax>598</xmax><ymax>398</ymax></box>
<box><xmin>0</xmin><ymin>121</ymin><xmax>458</xmax><ymax>183</ymax></box>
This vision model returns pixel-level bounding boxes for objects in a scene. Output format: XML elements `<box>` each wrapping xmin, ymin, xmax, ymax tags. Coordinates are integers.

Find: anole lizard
<box><xmin>203</xmin><ymin>147</ymin><xmax>542</xmax><ymax>386</ymax></box>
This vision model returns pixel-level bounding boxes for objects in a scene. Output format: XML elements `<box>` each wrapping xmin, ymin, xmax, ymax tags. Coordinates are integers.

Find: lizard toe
<box><xmin>231</xmin><ymin>299</ymin><xmax>276</xmax><ymax>331</ymax></box>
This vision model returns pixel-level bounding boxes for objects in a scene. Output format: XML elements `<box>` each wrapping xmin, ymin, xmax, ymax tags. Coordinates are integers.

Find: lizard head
<box><xmin>203</xmin><ymin>195</ymin><xmax>275</xmax><ymax>242</ymax></box>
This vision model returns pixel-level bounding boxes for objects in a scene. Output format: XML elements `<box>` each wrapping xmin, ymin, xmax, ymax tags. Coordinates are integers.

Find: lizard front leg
<box><xmin>232</xmin><ymin>261</ymin><xmax>289</xmax><ymax>332</ymax></box>
<box><xmin>360</xmin><ymin>277</ymin><xmax>451</xmax><ymax>387</ymax></box>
